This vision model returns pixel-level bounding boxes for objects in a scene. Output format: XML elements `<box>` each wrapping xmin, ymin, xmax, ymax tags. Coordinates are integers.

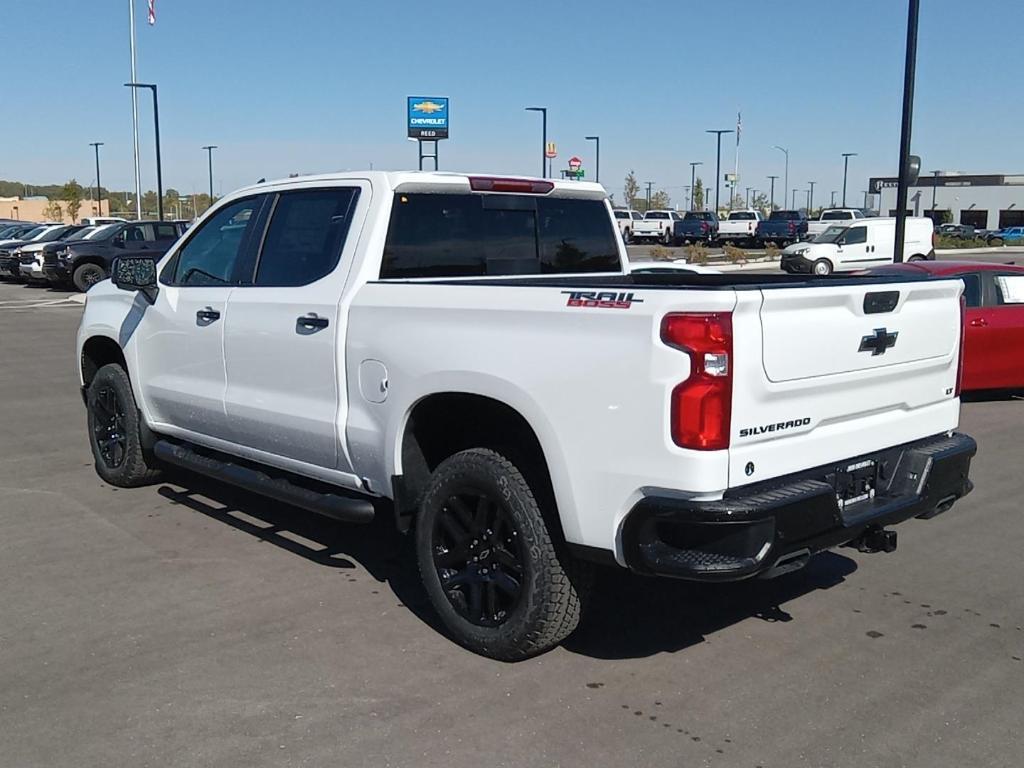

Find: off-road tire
<box><xmin>415</xmin><ymin>448</ymin><xmax>587</xmax><ymax>661</ymax></box>
<box><xmin>73</xmin><ymin>262</ymin><xmax>107</xmax><ymax>292</ymax></box>
<box><xmin>86</xmin><ymin>363</ymin><xmax>162</xmax><ymax>487</ymax></box>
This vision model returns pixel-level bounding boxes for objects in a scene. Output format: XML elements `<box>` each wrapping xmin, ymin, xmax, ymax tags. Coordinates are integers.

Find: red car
<box><xmin>866</xmin><ymin>261</ymin><xmax>1024</xmax><ymax>392</ymax></box>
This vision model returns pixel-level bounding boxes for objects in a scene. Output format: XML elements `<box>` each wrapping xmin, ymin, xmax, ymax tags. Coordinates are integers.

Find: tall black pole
<box><xmin>894</xmin><ymin>0</ymin><xmax>919</xmax><ymax>263</ymax></box>
<box><xmin>89</xmin><ymin>142</ymin><xmax>103</xmax><ymax>218</ymax></box>
<box><xmin>526</xmin><ymin>107</ymin><xmax>547</xmax><ymax>178</ymax></box>
<box><xmin>930</xmin><ymin>169</ymin><xmax>940</xmax><ymax>212</ymax></box>
<box><xmin>707</xmin><ymin>129</ymin><xmax>733</xmax><ymax>212</ymax></box>
<box><xmin>203</xmin><ymin>145</ymin><xmax>217</xmax><ymax>209</ymax></box>
<box><xmin>645</xmin><ymin>181</ymin><xmax>653</xmax><ymax>211</ymax></box>
<box><xmin>585</xmin><ymin>136</ymin><xmax>600</xmax><ymax>183</ymax></box>
<box><xmin>842</xmin><ymin>153</ymin><xmax>855</xmax><ymax>207</ymax></box>
<box><xmin>151</xmin><ymin>86</ymin><xmax>163</xmax><ymax>221</ymax></box>
<box><xmin>808</xmin><ymin>181</ymin><xmax>816</xmax><ymax>213</ymax></box>
<box><xmin>767</xmin><ymin>175</ymin><xmax>778</xmax><ymax>209</ymax></box>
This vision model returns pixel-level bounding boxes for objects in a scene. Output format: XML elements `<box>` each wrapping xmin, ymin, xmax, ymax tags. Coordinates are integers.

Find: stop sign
<box><xmin>568</xmin><ymin>156</ymin><xmax>582</xmax><ymax>171</ymax></box>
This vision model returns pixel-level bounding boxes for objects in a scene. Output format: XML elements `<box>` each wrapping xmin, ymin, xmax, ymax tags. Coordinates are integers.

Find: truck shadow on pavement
<box><xmin>156</xmin><ymin>473</ymin><xmax>858</xmax><ymax>661</ymax></box>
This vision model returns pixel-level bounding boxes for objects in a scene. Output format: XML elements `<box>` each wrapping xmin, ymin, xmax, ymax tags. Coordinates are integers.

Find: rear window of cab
<box><xmin>381</xmin><ymin>193</ymin><xmax>621</xmax><ymax>279</ymax></box>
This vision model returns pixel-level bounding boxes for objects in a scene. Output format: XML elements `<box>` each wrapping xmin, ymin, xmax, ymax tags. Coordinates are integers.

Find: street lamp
<box><xmin>125</xmin><ymin>82</ymin><xmax>163</xmax><ymax>221</ymax></box>
<box><xmin>930</xmin><ymin>169</ymin><xmax>942</xmax><ymax>213</ymax></box>
<box><xmin>525</xmin><ymin>107</ymin><xmax>547</xmax><ymax>178</ymax></box>
<box><xmin>707</xmin><ymin>129</ymin><xmax>733</xmax><ymax>212</ymax></box>
<box><xmin>831</xmin><ymin>190</ymin><xmax>837</xmax><ymax>207</ymax></box>
<box><xmin>689</xmin><ymin>161</ymin><xmax>703</xmax><ymax>211</ymax></box>
<box><xmin>841</xmin><ymin>152</ymin><xmax>858</xmax><ymax>207</ymax></box>
<box><xmin>644</xmin><ymin>181</ymin><xmax>654</xmax><ymax>211</ymax></box>
<box><xmin>89</xmin><ymin>142</ymin><xmax>104</xmax><ymax>218</ymax></box>
<box><xmin>767</xmin><ymin>175</ymin><xmax>779</xmax><ymax>209</ymax></box>
<box><xmin>202</xmin><ymin>145</ymin><xmax>218</xmax><ymax>210</ymax></box>
<box><xmin>894</xmin><ymin>0</ymin><xmax>920</xmax><ymax>263</ymax></box>
<box><xmin>745</xmin><ymin>186</ymin><xmax>752</xmax><ymax>207</ymax></box>
<box><xmin>705</xmin><ymin>187</ymin><xmax>714</xmax><ymax>211</ymax></box>
<box><xmin>773</xmin><ymin>145</ymin><xmax>789</xmax><ymax>205</ymax></box>
<box><xmin>792</xmin><ymin>189</ymin><xmax>798</xmax><ymax>210</ymax></box>
<box><xmin>584</xmin><ymin>136</ymin><xmax>600</xmax><ymax>183</ymax></box>
<box><xmin>808</xmin><ymin>181</ymin><xmax>816</xmax><ymax>213</ymax></box>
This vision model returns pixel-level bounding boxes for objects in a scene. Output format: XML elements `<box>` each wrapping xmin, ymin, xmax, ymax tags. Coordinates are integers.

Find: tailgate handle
<box><xmin>864</xmin><ymin>291</ymin><xmax>900</xmax><ymax>315</ymax></box>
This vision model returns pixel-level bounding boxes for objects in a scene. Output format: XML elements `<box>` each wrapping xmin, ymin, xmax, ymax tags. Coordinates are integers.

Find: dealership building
<box><xmin>869</xmin><ymin>173</ymin><xmax>1024</xmax><ymax>231</ymax></box>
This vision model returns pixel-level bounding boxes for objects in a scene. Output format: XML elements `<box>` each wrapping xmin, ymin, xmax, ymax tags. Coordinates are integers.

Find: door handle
<box><xmin>196</xmin><ymin>307</ymin><xmax>221</xmax><ymax>323</ymax></box>
<box><xmin>296</xmin><ymin>313</ymin><xmax>329</xmax><ymax>330</ymax></box>
<box><xmin>969</xmin><ymin>317</ymin><xmax>988</xmax><ymax>328</ymax></box>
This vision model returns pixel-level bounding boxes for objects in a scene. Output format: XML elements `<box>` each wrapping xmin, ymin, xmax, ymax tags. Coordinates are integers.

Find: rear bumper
<box><xmin>621</xmin><ymin>432</ymin><xmax>976</xmax><ymax>581</ymax></box>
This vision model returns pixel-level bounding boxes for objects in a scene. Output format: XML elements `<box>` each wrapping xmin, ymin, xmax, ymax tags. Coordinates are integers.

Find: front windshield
<box><xmin>813</xmin><ymin>225</ymin><xmax>848</xmax><ymax>243</ymax></box>
<box><xmin>20</xmin><ymin>226</ymin><xmax>47</xmax><ymax>240</ymax></box>
<box><xmin>65</xmin><ymin>227</ymin><xmax>97</xmax><ymax>242</ymax></box>
<box><xmin>0</xmin><ymin>226</ymin><xmax>20</xmax><ymax>239</ymax></box>
<box><xmin>87</xmin><ymin>224</ymin><xmax>121</xmax><ymax>240</ymax></box>
<box><xmin>37</xmin><ymin>227</ymin><xmax>70</xmax><ymax>243</ymax></box>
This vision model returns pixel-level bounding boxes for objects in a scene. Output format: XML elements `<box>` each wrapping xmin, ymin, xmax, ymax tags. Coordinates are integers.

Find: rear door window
<box><xmin>254</xmin><ymin>188</ymin><xmax>360</xmax><ymax>286</ymax></box>
<box><xmin>381</xmin><ymin>193</ymin><xmax>619</xmax><ymax>279</ymax></box>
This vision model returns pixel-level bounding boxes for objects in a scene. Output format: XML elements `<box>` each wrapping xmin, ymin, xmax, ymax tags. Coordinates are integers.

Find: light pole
<box><xmin>125</xmin><ymin>82</ymin><xmax>163</xmax><ymax>221</ymax></box>
<box><xmin>684</xmin><ymin>186</ymin><xmax>691</xmax><ymax>210</ymax></box>
<box><xmin>707</xmin><ymin>129</ymin><xmax>733</xmax><ymax>212</ymax></box>
<box><xmin>202</xmin><ymin>145</ymin><xmax>217</xmax><ymax>211</ymax></box>
<box><xmin>894</xmin><ymin>0</ymin><xmax>920</xmax><ymax>263</ymax></box>
<box><xmin>689</xmin><ymin>161</ymin><xmax>703</xmax><ymax>210</ymax></box>
<box><xmin>767</xmin><ymin>175</ymin><xmax>779</xmax><ymax>209</ymax></box>
<box><xmin>745</xmin><ymin>186</ymin><xmax>752</xmax><ymax>207</ymax></box>
<box><xmin>792</xmin><ymin>189</ymin><xmax>798</xmax><ymax>210</ymax></box>
<box><xmin>705</xmin><ymin>187</ymin><xmax>714</xmax><ymax>211</ymax></box>
<box><xmin>89</xmin><ymin>142</ymin><xmax>104</xmax><ymax>218</ymax></box>
<box><xmin>930</xmin><ymin>169</ymin><xmax>942</xmax><ymax>213</ymax></box>
<box><xmin>773</xmin><ymin>145</ymin><xmax>789</xmax><ymax>206</ymax></box>
<box><xmin>831</xmin><ymin>190</ymin><xmax>837</xmax><ymax>207</ymax></box>
<box><xmin>585</xmin><ymin>136</ymin><xmax>600</xmax><ymax>183</ymax></box>
<box><xmin>525</xmin><ymin>107</ymin><xmax>547</xmax><ymax>178</ymax></box>
<box><xmin>841</xmin><ymin>152</ymin><xmax>858</xmax><ymax>207</ymax></box>
<box><xmin>645</xmin><ymin>181</ymin><xmax>653</xmax><ymax>211</ymax></box>
<box><xmin>808</xmin><ymin>181</ymin><xmax>816</xmax><ymax>213</ymax></box>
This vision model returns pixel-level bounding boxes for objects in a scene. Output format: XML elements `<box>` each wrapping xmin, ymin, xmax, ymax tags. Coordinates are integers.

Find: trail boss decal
<box><xmin>562</xmin><ymin>290</ymin><xmax>644</xmax><ymax>309</ymax></box>
<box><xmin>739</xmin><ymin>417</ymin><xmax>811</xmax><ymax>438</ymax></box>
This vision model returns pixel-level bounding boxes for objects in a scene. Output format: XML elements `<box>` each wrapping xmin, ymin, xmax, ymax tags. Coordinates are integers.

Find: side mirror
<box><xmin>112</xmin><ymin>256</ymin><xmax>158</xmax><ymax>302</ymax></box>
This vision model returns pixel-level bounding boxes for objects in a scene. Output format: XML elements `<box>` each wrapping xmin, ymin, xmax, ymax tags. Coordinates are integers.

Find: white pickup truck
<box><xmin>631</xmin><ymin>209</ymin><xmax>681</xmax><ymax>244</ymax></box>
<box><xmin>718</xmin><ymin>209</ymin><xmax>763</xmax><ymax>245</ymax></box>
<box><xmin>613</xmin><ymin>209</ymin><xmax>644</xmax><ymax>243</ymax></box>
<box><xmin>77</xmin><ymin>171</ymin><xmax>976</xmax><ymax>661</ymax></box>
<box><xmin>808</xmin><ymin>208</ymin><xmax>868</xmax><ymax>239</ymax></box>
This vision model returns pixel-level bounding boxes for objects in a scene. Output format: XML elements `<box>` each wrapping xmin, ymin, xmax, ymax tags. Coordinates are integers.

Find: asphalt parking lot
<box><xmin>1</xmin><ymin>280</ymin><xmax>1022</xmax><ymax>768</ymax></box>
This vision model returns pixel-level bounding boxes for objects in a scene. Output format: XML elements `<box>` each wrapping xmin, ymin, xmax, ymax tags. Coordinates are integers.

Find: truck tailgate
<box><xmin>729</xmin><ymin>277</ymin><xmax>963</xmax><ymax>489</ymax></box>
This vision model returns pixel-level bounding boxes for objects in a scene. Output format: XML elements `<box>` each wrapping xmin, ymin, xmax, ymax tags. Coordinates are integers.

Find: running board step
<box><xmin>153</xmin><ymin>440</ymin><xmax>375</xmax><ymax>525</ymax></box>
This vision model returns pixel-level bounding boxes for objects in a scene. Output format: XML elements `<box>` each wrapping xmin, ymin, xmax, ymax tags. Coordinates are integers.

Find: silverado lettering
<box><xmin>562</xmin><ymin>290</ymin><xmax>643</xmax><ymax>309</ymax></box>
<box><xmin>739</xmin><ymin>418</ymin><xmax>812</xmax><ymax>438</ymax></box>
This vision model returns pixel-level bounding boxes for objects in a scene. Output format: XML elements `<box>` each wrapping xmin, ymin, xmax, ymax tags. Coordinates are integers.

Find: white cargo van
<box><xmin>781</xmin><ymin>217</ymin><xmax>934</xmax><ymax>275</ymax></box>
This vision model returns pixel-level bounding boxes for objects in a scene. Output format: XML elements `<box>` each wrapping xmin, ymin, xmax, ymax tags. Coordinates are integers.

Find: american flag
<box><xmin>148</xmin><ymin>0</ymin><xmax>156</xmax><ymax>25</ymax></box>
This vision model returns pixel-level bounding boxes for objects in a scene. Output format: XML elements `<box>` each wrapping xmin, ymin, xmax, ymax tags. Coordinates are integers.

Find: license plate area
<box><xmin>831</xmin><ymin>459</ymin><xmax>878</xmax><ymax>510</ymax></box>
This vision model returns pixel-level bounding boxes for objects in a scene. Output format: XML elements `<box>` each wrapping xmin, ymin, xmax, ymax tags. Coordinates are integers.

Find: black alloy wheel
<box><xmin>91</xmin><ymin>385</ymin><xmax>127</xmax><ymax>469</ymax></box>
<box><xmin>432</xmin><ymin>488</ymin><xmax>524</xmax><ymax>627</ymax></box>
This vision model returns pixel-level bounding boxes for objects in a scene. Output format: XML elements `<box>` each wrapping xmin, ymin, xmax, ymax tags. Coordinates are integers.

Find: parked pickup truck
<box><xmin>613</xmin><ymin>209</ymin><xmax>644</xmax><ymax>243</ymax></box>
<box><xmin>77</xmin><ymin>171</ymin><xmax>976</xmax><ymax>661</ymax></box>
<box><xmin>756</xmin><ymin>210</ymin><xmax>809</xmax><ymax>245</ymax></box>
<box><xmin>717</xmin><ymin>209</ymin><xmax>762</xmax><ymax>245</ymax></box>
<box><xmin>669</xmin><ymin>210</ymin><xmax>719</xmax><ymax>246</ymax></box>
<box><xmin>632</xmin><ymin>209</ymin><xmax>681</xmax><ymax>243</ymax></box>
<box><xmin>807</xmin><ymin>208</ymin><xmax>868</xmax><ymax>239</ymax></box>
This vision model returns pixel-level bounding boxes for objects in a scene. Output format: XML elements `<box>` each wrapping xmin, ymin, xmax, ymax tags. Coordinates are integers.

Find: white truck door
<box><xmin>136</xmin><ymin>195</ymin><xmax>265</xmax><ymax>438</ymax></box>
<box><xmin>834</xmin><ymin>224</ymin><xmax>872</xmax><ymax>270</ymax></box>
<box><xmin>222</xmin><ymin>183</ymin><xmax>369</xmax><ymax>472</ymax></box>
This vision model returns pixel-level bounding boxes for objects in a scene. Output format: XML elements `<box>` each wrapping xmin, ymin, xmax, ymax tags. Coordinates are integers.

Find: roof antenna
<box><xmin>256</xmin><ymin>177</ymin><xmax>265</xmax><ymax>184</ymax></box>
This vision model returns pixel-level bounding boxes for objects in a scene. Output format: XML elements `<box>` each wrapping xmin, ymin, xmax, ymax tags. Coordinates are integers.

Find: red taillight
<box><xmin>788</xmin><ymin>222</ymin><xmax>796</xmax><ymax>232</ymax></box>
<box><xmin>701</xmin><ymin>222</ymin><xmax>709</xmax><ymax>232</ymax></box>
<box><xmin>661</xmin><ymin>313</ymin><xmax>733</xmax><ymax>451</ymax></box>
<box><xmin>468</xmin><ymin>176</ymin><xmax>554</xmax><ymax>194</ymax></box>
<box><xmin>955</xmin><ymin>295</ymin><xmax>966</xmax><ymax>396</ymax></box>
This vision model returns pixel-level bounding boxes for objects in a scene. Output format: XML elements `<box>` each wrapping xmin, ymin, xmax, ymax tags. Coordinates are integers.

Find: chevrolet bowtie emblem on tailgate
<box><xmin>859</xmin><ymin>327</ymin><xmax>898</xmax><ymax>356</ymax></box>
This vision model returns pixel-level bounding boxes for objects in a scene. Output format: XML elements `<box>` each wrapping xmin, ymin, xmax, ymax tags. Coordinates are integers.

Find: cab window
<box><xmin>842</xmin><ymin>226</ymin><xmax>867</xmax><ymax>245</ymax></box>
<box><xmin>165</xmin><ymin>197</ymin><xmax>261</xmax><ymax>286</ymax></box>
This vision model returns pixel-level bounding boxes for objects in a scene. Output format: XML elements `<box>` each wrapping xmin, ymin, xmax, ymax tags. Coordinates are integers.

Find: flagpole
<box><xmin>129</xmin><ymin>0</ymin><xmax>142</xmax><ymax>220</ymax></box>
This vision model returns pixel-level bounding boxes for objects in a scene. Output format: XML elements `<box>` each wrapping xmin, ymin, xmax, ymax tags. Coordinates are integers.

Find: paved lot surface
<box><xmin>1</xmin><ymin>280</ymin><xmax>1022</xmax><ymax>768</ymax></box>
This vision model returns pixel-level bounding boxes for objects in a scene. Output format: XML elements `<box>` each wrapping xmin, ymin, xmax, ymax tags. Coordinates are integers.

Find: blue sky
<box><xmin>5</xmin><ymin>0</ymin><xmax>1022</xmax><ymax>206</ymax></box>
